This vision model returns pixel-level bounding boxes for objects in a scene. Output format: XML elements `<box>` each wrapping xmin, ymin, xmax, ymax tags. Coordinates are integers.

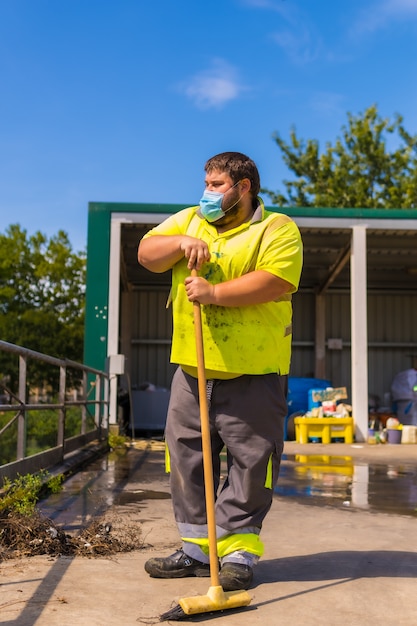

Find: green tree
<box><xmin>0</xmin><ymin>225</ymin><xmax>86</xmax><ymax>391</ymax></box>
<box><xmin>263</xmin><ymin>105</ymin><xmax>417</xmax><ymax>209</ymax></box>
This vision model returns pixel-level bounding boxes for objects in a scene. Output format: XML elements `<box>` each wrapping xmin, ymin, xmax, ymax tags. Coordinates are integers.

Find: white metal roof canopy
<box><xmin>104</xmin><ymin>209</ymin><xmax>417</xmax><ymax>441</ymax></box>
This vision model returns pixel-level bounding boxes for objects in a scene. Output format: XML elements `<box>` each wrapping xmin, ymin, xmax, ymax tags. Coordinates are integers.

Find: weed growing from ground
<box><xmin>1</xmin><ymin>470</ymin><xmax>64</xmax><ymax>516</ymax></box>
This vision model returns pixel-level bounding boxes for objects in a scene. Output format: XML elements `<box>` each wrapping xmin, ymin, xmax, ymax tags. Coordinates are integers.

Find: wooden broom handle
<box><xmin>191</xmin><ymin>269</ymin><xmax>221</xmax><ymax>587</ymax></box>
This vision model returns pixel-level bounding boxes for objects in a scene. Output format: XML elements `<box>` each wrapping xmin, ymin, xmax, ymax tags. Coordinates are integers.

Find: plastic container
<box><xmin>287</xmin><ymin>377</ymin><xmax>332</xmax><ymax>415</ymax></box>
<box><xmin>386</xmin><ymin>428</ymin><xmax>402</xmax><ymax>444</ymax></box>
<box><xmin>401</xmin><ymin>425</ymin><xmax>417</xmax><ymax>444</ymax></box>
<box><xmin>132</xmin><ymin>389</ymin><xmax>170</xmax><ymax>431</ymax></box>
<box><xmin>285</xmin><ymin>377</ymin><xmax>332</xmax><ymax>440</ymax></box>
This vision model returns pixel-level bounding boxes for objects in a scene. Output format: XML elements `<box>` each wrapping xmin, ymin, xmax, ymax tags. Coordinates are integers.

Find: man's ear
<box><xmin>240</xmin><ymin>178</ymin><xmax>251</xmax><ymax>194</ymax></box>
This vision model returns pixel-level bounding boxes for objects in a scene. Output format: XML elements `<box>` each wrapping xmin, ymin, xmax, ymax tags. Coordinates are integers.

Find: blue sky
<box><xmin>1</xmin><ymin>0</ymin><xmax>417</xmax><ymax>252</ymax></box>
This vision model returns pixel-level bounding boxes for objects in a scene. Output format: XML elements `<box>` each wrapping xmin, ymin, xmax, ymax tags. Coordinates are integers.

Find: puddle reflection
<box><xmin>39</xmin><ymin>450</ymin><xmax>170</xmax><ymax>530</ymax></box>
<box><xmin>276</xmin><ymin>454</ymin><xmax>417</xmax><ymax>517</ymax></box>
<box><xmin>41</xmin><ymin>449</ymin><xmax>417</xmax><ymax>530</ymax></box>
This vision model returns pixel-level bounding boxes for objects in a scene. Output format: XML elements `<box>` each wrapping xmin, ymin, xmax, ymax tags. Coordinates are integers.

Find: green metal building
<box><xmin>85</xmin><ymin>202</ymin><xmax>417</xmax><ymax>440</ymax></box>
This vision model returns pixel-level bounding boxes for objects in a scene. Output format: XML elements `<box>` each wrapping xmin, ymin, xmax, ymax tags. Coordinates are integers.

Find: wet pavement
<box><xmin>277</xmin><ymin>450</ymin><xmax>417</xmax><ymax>518</ymax></box>
<box><xmin>1</xmin><ymin>439</ymin><xmax>417</xmax><ymax>625</ymax></box>
<box><xmin>40</xmin><ymin>440</ymin><xmax>417</xmax><ymax>526</ymax></box>
<box><xmin>39</xmin><ymin>440</ymin><xmax>171</xmax><ymax>531</ymax></box>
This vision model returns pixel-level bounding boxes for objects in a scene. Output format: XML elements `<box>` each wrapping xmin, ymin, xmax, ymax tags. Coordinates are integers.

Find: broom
<box><xmin>159</xmin><ymin>270</ymin><xmax>252</xmax><ymax>621</ymax></box>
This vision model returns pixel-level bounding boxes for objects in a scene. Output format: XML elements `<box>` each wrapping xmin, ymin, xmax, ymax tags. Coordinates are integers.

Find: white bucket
<box><xmin>401</xmin><ymin>425</ymin><xmax>417</xmax><ymax>444</ymax></box>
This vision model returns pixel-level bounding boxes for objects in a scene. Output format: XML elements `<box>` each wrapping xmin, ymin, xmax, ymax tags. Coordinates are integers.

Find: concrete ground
<box><xmin>1</xmin><ymin>440</ymin><xmax>417</xmax><ymax>626</ymax></box>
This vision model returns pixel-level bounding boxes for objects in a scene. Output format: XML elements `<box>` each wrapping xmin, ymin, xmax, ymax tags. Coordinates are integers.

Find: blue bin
<box><xmin>285</xmin><ymin>377</ymin><xmax>332</xmax><ymax>440</ymax></box>
<box><xmin>308</xmin><ymin>388</ymin><xmax>333</xmax><ymax>410</ymax></box>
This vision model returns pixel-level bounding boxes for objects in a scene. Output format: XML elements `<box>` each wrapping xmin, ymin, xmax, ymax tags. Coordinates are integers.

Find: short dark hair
<box><xmin>204</xmin><ymin>152</ymin><xmax>261</xmax><ymax>199</ymax></box>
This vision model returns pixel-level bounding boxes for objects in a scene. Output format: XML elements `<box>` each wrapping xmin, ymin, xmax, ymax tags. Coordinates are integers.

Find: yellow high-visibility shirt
<box><xmin>141</xmin><ymin>199</ymin><xmax>303</xmax><ymax>376</ymax></box>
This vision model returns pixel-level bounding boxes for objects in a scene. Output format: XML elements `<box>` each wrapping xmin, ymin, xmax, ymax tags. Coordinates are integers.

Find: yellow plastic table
<box><xmin>294</xmin><ymin>416</ymin><xmax>354</xmax><ymax>444</ymax></box>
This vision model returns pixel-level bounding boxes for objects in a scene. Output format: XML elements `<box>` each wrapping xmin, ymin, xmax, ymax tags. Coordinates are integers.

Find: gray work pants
<box><xmin>165</xmin><ymin>368</ymin><xmax>287</xmax><ymax>543</ymax></box>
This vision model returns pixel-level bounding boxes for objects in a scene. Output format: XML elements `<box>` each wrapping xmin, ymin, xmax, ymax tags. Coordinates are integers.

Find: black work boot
<box><xmin>144</xmin><ymin>549</ymin><xmax>210</xmax><ymax>578</ymax></box>
<box><xmin>219</xmin><ymin>562</ymin><xmax>253</xmax><ymax>591</ymax></box>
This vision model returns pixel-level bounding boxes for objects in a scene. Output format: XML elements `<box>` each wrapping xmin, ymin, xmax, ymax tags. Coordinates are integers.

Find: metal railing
<box><xmin>0</xmin><ymin>340</ymin><xmax>109</xmax><ymax>481</ymax></box>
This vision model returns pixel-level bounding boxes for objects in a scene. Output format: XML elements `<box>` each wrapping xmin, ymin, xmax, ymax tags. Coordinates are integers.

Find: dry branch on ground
<box><xmin>0</xmin><ymin>510</ymin><xmax>142</xmax><ymax>560</ymax></box>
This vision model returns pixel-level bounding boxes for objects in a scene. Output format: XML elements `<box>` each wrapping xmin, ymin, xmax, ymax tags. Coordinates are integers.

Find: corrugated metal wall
<box><xmin>291</xmin><ymin>291</ymin><xmax>417</xmax><ymax>407</ymax></box>
<box><xmin>125</xmin><ymin>288</ymin><xmax>417</xmax><ymax>408</ymax></box>
<box><xmin>128</xmin><ymin>288</ymin><xmax>174</xmax><ymax>390</ymax></box>
<box><xmin>367</xmin><ymin>293</ymin><xmax>417</xmax><ymax>406</ymax></box>
<box><xmin>290</xmin><ymin>292</ymin><xmax>316</xmax><ymax>378</ymax></box>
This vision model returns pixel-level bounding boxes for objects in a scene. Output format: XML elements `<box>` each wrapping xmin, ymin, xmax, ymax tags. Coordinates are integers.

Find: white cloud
<box><xmin>242</xmin><ymin>1</ymin><xmax>324</xmax><ymax>65</ymax></box>
<box><xmin>353</xmin><ymin>0</ymin><xmax>417</xmax><ymax>34</ymax></box>
<box><xmin>239</xmin><ymin>0</ymin><xmax>287</xmax><ymax>11</ymax></box>
<box><xmin>180</xmin><ymin>60</ymin><xmax>246</xmax><ymax>110</ymax></box>
<box><xmin>239</xmin><ymin>0</ymin><xmax>300</xmax><ymax>20</ymax></box>
<box><xmin>309</xmin><ymin>92</ymin><xmax>346</xmax><ymax>116</ymax></box>
<box><xmin>387</xmin><ymin>0</ymin><xmax>417</xmax><ymax>11</ymax></box>
<box><xmin>271</xmin><ymin>27</ymin><xmax>322</xmax><ymax>65</ymax></box>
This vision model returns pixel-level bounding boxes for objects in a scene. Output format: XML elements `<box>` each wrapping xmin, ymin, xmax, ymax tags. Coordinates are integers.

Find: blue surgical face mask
<box><xmin>199</xmin><ymin>181</ymin><xmax>241</xmax><ymax>223</ymax></box>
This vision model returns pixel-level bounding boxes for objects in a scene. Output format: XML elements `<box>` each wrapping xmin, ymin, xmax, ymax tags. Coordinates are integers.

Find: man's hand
<box><xmin>180</xmin><ymin>237</ymin><xmax>211</xmax><ymax>270</ymax></box>
<box><xmin>184</xmin><ymin>275</ymin><xmax>216</xmax><ymax>304</ymax></box>
<box><xmin>185</xmin><ymin>270</ymin><xmax>293</xmax><ymax>307</ymax></box>
<box><xmin>138</xmin><ymin>235</ymin><xmax>210</xmax><ymax>273</ymax></box>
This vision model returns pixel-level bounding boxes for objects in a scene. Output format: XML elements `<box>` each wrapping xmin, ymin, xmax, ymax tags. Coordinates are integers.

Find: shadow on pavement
<box><xmin>0</xmin><ymin>557</ymin><xmax>73</xmax><ymax>626</ymax></box>
<box><xmin>256</xmin><ymin>550</ymin><xmax>417</xmax><ymax>582</ymax></box>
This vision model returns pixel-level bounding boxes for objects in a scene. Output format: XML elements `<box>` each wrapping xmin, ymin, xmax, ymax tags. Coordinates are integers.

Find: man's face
<box><xmin>204</xmin><ymin>169</ymin><xmax>234</xmax><ymax>194</ymax></box>
<box><xmin>204</xmin><ymin>169</ymin><xmax>242</xmax><ymax>224</ymax></box>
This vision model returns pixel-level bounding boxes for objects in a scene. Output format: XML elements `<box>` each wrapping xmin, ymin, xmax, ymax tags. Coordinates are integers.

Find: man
<box><xmin>138</xmin><ymin>151</ymin><xmax>303</xmax><ymax>591</ymax></box>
